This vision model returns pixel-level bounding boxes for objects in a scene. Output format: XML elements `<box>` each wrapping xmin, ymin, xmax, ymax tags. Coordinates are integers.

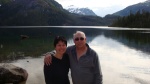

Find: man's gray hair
<box><xmin>73</xmin><ymin>31</ymin><xmax>86</xmax><ymax>39</ymax></box>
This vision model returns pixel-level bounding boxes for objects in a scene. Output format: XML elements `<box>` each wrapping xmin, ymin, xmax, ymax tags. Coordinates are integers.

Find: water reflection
<box><xmin>101</xmin><ymin>30</ymin><xmax>150</xmax><ymax>56</ymax></box>
<box><xmin>11</xmin><ymin>34</ymin><xmax>150</xmax><ymax>84</ymax></box>
<box><xmin>0</xmin><ymin>27</ymin><xmax>150</xmax><ymax>61</ymax></box>
<box><xmin>90</xmin><ymin>35</ymin><xmax>150</xmax><ymax>84</ymax></box>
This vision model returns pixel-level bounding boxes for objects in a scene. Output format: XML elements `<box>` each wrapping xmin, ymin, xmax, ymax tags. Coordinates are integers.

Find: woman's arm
<box><xmin>44</xmin><ymin>65</ymin><xmax>53</xmax><ymax>84</ymax></box>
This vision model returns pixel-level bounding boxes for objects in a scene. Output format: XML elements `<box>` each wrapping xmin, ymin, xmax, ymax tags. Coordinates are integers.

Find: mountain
<box><xmin>0</xmin><ymin>0</ymin><xmax>111</xmax><ymax>26</ymax></box>
<box><xmin>112</xmin><ymin>0</ymin><xmax>150</xmax><ymax>16</ymax></box>
<box><xmin>65</xmin><ymin>5</ymin><xmax>97</xmax><ymax>16</ymax></box>
<box><xmin>0</xmin><ymin>0</ymin><xmax>70</xmax><ymax>26</ymax></box>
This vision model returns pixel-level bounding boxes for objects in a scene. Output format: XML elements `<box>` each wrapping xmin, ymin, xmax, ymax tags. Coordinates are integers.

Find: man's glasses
<box><xmin>75</xmin><ymin>37</ymin><xmax>84</xmax><ymax>41</ymax></box>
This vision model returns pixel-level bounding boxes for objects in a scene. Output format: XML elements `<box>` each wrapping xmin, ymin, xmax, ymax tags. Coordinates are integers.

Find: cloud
<box><xmin>93</xmin><ymin>6</ymin><xmax>125</xmax><ymax>17</ymax></box>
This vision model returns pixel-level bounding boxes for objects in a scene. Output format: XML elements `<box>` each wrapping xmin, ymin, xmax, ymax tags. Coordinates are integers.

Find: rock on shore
<box><xmin>0</xmin><ymin>63</ymin><xmax>28</xmax><ymax>84</ymax></box>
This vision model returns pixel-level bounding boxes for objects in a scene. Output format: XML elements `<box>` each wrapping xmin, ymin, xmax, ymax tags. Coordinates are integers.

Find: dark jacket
<box><xmin>44</xmin><ymin>53</ymin><xmax>70</xmax><ymax>84</ymax></box>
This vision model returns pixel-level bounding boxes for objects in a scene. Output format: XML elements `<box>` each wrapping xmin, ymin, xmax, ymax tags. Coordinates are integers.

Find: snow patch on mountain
<box><xmin>65</xmin><ymin>5</ymin><xmax>97</xmax><ymax>16</ymax></box>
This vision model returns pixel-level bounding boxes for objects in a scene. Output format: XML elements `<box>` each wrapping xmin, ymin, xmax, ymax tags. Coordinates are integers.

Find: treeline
<box><xmin>110</xmin><ymin>10</ymin><xmax>150</xmax><ymax>28</ymax></box>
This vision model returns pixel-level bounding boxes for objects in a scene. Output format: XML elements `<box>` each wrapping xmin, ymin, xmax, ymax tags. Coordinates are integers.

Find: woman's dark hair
<box><xmin>54</xmin><ymin>36</ymin><xmax>67</xmax><ymax>47</ymax></box>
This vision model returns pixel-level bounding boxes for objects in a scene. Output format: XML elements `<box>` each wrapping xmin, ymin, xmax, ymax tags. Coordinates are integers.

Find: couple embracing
<box><xmin>44</xmin><ymin>31</ymin><xmax>103</xmax><ymax>84</ymax></box>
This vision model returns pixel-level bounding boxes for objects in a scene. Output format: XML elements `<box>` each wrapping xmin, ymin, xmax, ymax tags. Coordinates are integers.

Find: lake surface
<box><xmin>0</xmin><ymin>26</ymin><xmax>150</xmax><ymax>84</ymax></box>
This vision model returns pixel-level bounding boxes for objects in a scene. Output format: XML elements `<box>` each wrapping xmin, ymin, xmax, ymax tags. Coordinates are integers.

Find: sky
<box><xmin>55</xmin><ymin>0</ymin><xmax>147</xmax><ymax>17</ymax></box>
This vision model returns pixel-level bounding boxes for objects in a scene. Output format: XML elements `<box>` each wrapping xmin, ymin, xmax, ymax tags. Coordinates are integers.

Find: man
<box><xmin>44</xmin><ymin>31</ymin><xmax>103</xmax><ymax>84</ymax></box>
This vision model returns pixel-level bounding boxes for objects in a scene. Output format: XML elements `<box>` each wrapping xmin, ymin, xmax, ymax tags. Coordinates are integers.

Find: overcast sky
<box><xmin>55</xmin><ymin>0</ymin><xmax>147</xmax><ymax>17</ymax></box>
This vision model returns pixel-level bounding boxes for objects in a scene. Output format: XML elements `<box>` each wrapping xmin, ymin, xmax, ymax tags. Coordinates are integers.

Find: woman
<box><xmin>44</xmin><ymin>36</ymin><xmax>70</xmax><ymax>84</ymax></box>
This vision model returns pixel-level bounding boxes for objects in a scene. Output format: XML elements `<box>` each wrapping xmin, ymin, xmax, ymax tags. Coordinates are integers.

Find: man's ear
<box><xmin>73</xmin><ymin>39</ymin><xmax>75</xmax><ymax>43</ymax></box>
<box><xmin>73</xmin><ymin>40</ymin><xmax>75</xmax><ymax>43</ymax></box>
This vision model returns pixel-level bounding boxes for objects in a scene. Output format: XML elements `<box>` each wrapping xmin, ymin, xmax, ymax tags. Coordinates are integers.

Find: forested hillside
<box><xmin>110</xmin><ymin>11</ymin><xmax>150</xmax><ymax>28</ymax></box>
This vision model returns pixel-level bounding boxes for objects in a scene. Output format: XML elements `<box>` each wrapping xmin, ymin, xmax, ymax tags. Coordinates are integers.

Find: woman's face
<box><xmin>55</xmin><ymin>41</ymin><xmax>67</xmax><ymax>55</ymax></box>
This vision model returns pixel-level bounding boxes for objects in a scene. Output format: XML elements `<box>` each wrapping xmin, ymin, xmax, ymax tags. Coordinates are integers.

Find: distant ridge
<box><xmin>112</xmin><ymin>0</ymin><xmax>150</xmax><ymax>16</ymax></box>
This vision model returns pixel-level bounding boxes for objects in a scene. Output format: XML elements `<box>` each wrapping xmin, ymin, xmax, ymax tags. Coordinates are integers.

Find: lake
<box><xmin>0</xmin><ymin>26</ymin><xmax>150</xmax><ymax>84</ymax></box>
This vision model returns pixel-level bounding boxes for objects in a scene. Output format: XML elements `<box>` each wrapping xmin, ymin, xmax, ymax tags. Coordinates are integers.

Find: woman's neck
<box><xmin>54</xmin><ymin>53</ymin><xmax>63</xmax><ymax>59</ymax></box>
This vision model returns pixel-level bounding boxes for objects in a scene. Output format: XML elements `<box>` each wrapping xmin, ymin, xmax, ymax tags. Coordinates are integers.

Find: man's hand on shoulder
<box><xmin>44</xmin><ymin>53</ymin><xmax>52</xmax><ymax>66</ymax></box>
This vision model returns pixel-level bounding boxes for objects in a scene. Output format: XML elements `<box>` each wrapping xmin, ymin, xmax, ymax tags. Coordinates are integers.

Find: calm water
<box><xmin>0</xmin><ymin>26</ymin><xmax>150</xmax><ymax>84</ymax></box>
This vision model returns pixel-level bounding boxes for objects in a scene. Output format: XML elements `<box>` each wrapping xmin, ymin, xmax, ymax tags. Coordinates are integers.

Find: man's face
<box><xmin>74</xmin><ymin>33</ymin><xmax>86</xmax><ymax>48</ymax></box>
